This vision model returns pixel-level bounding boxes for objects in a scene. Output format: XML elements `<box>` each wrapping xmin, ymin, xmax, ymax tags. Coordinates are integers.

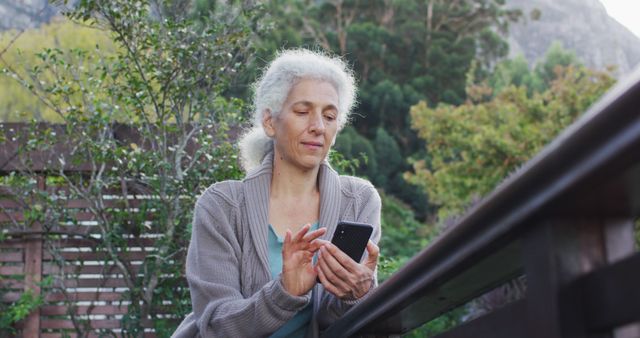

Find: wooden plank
<box><xmin>41</xmin><ymin>319</ymin><xmax>122</xmax><ymax>329</ymax></box>
<box><xmin>40</xmin><ymin>331</ymin><xmax>159</xmax><ymax>338</ymax></box>
<box><xmin>40</xmin><ymin>305</ymin><xmax>174</xmax><ymax>316</ymax></box>
<box><xmin>45</xmin><ymin>291</ymin><xmax>125</xmax><ymax>302</ymax></box>
<box><xmin>522</xmin><ymin>219</ymin><xmax>610</xmax><ymax>338</ymax></box>
<box><xmin>43</xmin><ymin>263</ymin><xmax>142</xmax><ymax>275</ymax></box>
<box><xmin>45</xmin><ymin>237</ymin><xmax>158</xmax><ymax>248</ymax></box>
<box><xmin>65</xmin><ymin>198</ymin><xmax>147</xmax><ymax>209</ymax></box>
<box><xmin>0</xmin><ymin>278</ymin><xmax>23</xmax><ymax>289</ymax></box>
<box><xmin>41</xmin><ymin>305</ymin><xmax>130</xmax><ymax>316</ymax></box>
<box><xmin>56</xmin><ymin>278</ymin><xmax>131</xmax><ymax>288</ymax></box>
<box><xmin>603</xmin><ymin>219</ymin><xmax>640</xmax><ymax>338</ymax></box>
<box><xmin>576</xmin><ymin>252</ymin><xmax>640</xmax><ymax>332</ymax></box>
<box><xmin>0</xmin><ymin>251</ymin><xmax>23</xmax><ymax>262</ymax></box>
<box><xmin>23</xmin><ymin>176</ymin><xmax>44</xmax><ymax>337</ymax></box>
<box><xmin>0</xmin><ymin>241</ymin><xmax>25</xmax><ymax>248</ymax></box>
<box><xmin>0</xmin><ymin>265</ymin><xmax>23</xmax><ymax>274</ymax></box>
<box><xmin>40</xmin><ymin>318</ymin><xmax>155</xmax><ymax>329</ymax></box>
<box><xmin>0</xmin><ymin>200</ymin><xmax>21</xmax><ymax>208</ymax></box>
<box><xmin>43</xmin><ymin>250</ymin><xmax>150</xmax><ymax>261</ymax></box>
<box><xmin>0</xmin><ymin>211</ymin><xmax>98</xmax><ymax>222</ymax></box>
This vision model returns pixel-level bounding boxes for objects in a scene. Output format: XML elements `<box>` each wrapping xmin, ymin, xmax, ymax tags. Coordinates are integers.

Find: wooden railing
<box><xmin>323</xmin><ymin>67</ymin><xmax>640</xmax><ymax>338</ymax></box>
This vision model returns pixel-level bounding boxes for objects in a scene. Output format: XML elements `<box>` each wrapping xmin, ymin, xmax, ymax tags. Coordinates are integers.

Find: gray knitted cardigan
<box><xmin>172</xmin><ymin>152</ymin><xmax>381</xmax><ymax>338</ymax></box>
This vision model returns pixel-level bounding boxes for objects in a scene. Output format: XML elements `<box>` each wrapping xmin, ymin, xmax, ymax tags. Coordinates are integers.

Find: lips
<box><xmin>301</xmin><ymin>141</ymin><xmax>323</xmax><ymax>149</ymax></box>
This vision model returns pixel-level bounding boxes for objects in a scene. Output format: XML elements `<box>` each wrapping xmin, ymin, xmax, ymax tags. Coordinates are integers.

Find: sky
<box><xmin>599</xmin><ymin>0</ymin><xmax>640</xmax><ymax>38</ymax></box>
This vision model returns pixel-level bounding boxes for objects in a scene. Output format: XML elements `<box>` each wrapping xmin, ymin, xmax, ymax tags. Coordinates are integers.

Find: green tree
<box><xmin>406</xmin><ymin>64</ymin><xmax>615</xmax><ymax>219</ymax></box>
<box><xmin>0</xmin><ymin>19</ymin><xmax>118</xmax><ymax>122</ymax></box>
<box><xmin>1</xmin><ymin>0</ymin><xmax>255</xmax><ymax>335</ymax></box>
<box><xmin>248</xmin><ymin>0</ymin><xmax>521</xmax><ymax>218</ymax></box>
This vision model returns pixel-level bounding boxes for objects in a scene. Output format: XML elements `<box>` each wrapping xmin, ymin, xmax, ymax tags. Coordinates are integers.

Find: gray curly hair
<box><xmin>238</xmin><ymin>48</ymin><xmax>357</xmax><ymax>172</ymax></box>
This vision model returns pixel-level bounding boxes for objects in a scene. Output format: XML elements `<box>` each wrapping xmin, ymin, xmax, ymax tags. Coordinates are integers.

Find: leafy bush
<box><xmin>1</xmin><ymin>0</ymin><xmax>257</xmax><ymax>335</ymax></box>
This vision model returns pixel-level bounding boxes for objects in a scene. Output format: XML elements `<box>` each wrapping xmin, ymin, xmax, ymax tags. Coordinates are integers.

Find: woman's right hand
<box><xmin>281</xmin><ymin>224</ymin><xmax>327</xmax><ymax>296</ymax></box>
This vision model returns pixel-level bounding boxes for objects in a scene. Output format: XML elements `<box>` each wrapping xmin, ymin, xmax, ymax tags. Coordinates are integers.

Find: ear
<box><xmin>262</xmin><ymin>109</ymin><xmax>276</xmax><ymax>138</ymax></box>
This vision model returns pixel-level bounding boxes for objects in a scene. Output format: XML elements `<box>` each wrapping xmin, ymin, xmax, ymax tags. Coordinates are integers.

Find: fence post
<box><xmin>604</xmin><ymin>219</ymin><xmax>640</xmax><ymax>338</ymax></box>
<box><xmin>22</xmin><ymin>175</ymin><xmax>45</xmax><ymax>336</ymax></box>
<box><xmin>522</xmin><ymin>219</ymin><xmax>611</xmax><ymax>338</ymax></box>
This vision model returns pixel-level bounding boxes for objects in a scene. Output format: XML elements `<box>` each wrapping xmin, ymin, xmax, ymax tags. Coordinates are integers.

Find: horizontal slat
<box><xmin>4</xmin><ymin>278</ymin><xmax>131</xmax><ymax>289</ymax></box>
<box><xmin>41</xmin><ymin>305</ymin><xmax>130</xmax><ymax>316</ymax></box>
<box><xmin>44</xmin><ymin>250</ymin><xmax>149</xmax><ymax>261</ymax></box>
<box><xmin>0</xmin><ymin>265</ymin><xmax>23</xmax><ymax>274</ymax></box>
<box><xmin>47</xmin><ymin>237</ymin><xmax>158</xmax><ymax>247</ymax></box>
<box><xmin>577</xmin><ymin>251</ymin><xmax>640</xmax><ymax>331</ymax></box>
<box><xmin>65</xmin><ymin>199</ymin><xmax>149</xmax><ymax>208</ymax></box>
<box><xmin>43</xmin><ymin>263</ymin><xmax>141</xmax><ymax>275</ymax></box>
<box><xmin>42</xmin><ymin>319</ymin><xmax>119</xmax><ymax>329</ymax></box>
<box><xmin>2</xmin><ymin>199</ymin><xmax>154</xmax><ymax>210</ymax></box>
<box><xmin>41</xmin><ymin>319</ymin><xmax>155</xmax><ymax>329</ymax></box>
<box><xmin>41</xmin><ymin>305</ymin><xmax>175</xmax><ymax>316</ymax></box>
<box><xmin>0</xmin><ymin>241</ymin><xmax>25</xmax><ymax>248</ymax></box>
<box><xmin>0</xmin><ymin>279</ymin><xmax>23</xmax><ymax>288</ymax></box>
<box><xmin>0</xmin><ymin>251</ymin><xmax>22</xmax><ymax>262</ymax></box>
<box><xmin>40</xmin><ymin>332</ymin><xmax>158</xmax><ymax>338</ymax></box>
<box><xmin>45</xmin><ymin>291</ymin><xmax>125</xmax><ymax>302</ymax></box>
<box><xmin>60</xmin><ymin>278</ymin><xmax>131</xmax><ymax>288</ymax></box>
<box><xmin>0</xmin><ymin>200</ymin><xmax>21</xmax><ymax>208</ymax></box>
<box><xmin>1</xmin><ymin>211</ymin><xmax>155</xmax><ymax>223</ymax></box>
<box><xmin>0</xmin><ymin>211</ymin><xmax>98</xmax><ymax>222</ymax></box>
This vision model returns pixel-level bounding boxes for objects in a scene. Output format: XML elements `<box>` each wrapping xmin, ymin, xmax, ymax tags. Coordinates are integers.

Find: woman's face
<box><xmin>264</xmin><ymin>78</ymin><xmax>340</xmax><ymax>171</ymax></box>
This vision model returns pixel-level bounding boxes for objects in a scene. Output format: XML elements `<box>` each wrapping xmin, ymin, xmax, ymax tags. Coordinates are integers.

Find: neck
<box><xmin>270</xmin><ymin>152</ymin><xmax>321</xmax><ymax>199</ymax></box>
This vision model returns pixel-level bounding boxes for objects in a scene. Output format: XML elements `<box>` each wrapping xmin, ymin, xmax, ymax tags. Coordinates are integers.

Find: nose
<box><xmin>309</xmin><ymin>111</ymin><xmax>325</xmax><ymax>134</ymax></box>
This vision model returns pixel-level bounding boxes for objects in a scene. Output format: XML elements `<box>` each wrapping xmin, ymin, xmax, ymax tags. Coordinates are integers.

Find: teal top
<box><xmin>268</xmin><ymin>222</ymin><xmax>319</xmax><ymax>338</ymax></box>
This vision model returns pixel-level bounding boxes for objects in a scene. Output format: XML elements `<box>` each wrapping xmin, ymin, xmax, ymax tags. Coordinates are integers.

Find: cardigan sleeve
<box><xmin>316</xmin><ymin>182</ymin><xmax>382</xmax><ymax>327</ymax></box>
<box><xmin>179</xmin><ymin>187</ymin><xmax>311</xmax><ymax>337</ymax></box>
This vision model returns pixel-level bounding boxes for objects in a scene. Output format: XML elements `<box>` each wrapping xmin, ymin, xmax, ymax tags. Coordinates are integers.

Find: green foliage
<box><xmin>373</xmin><ymin>128</ymin><xmax>402</xmax><ymax>187</ymax></box>
<box><xmin>488</xmin><ymin>42</ymin><xmax>581</xmax><ymax>97</ymax></box>
<box><xmin>2</xmin><ymin>0</ymin><xmax>254</xmax><ymax>335</ymax></box>
<box><xmin>240</xmin><ymin>0</ymin><xmax>521</xmax><ymax>218</ymax></box>
<box><xmin>334</xmin><ymin>127</ymin><xmax>376</xmax><ymax>179</ymax></box>
<box><xmin>535</xmin><ymin>41</ymin><xmax>581</xmax><ymax>85</ymax></box>
<box><xmin>407</xmin><ymin>64</ymin><xmax>615</xmax><ymax>219</ymax></box>
<box><xmin>379</xmin><ymin>193</ymin><xmax>434</xmax><ymax>260</ymax></box>
<box><xmin>0</xmin><ymin>19</ymin><xmax>118</xmax><ymax>122</ymax></box>
<box><xmin>0</xmin><ymin>277</ymin><xmax>52</xmax><ymax>336</ymax></box>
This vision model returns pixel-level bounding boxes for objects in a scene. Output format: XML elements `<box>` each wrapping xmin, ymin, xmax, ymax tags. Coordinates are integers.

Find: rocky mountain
<box><xmin>506</xmin><ymin>0</ymin><xmax>640</xmax><ymax>76</ymax></box>
<box><xmin>2</xmin><ymin>0</ymin><xmax>640</xmax><ymax>76</ymax></box>
<box><xmin>0</xmin><ymin>0</ymin><xmax>57</xmax><ymax>31</ymax></box>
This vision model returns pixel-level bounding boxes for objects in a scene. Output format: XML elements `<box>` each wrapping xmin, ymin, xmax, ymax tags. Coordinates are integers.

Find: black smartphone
<box><xmin>330</xmin><ymin>221</ymin><xmax>373</xmax><ymax>263</ymax></box>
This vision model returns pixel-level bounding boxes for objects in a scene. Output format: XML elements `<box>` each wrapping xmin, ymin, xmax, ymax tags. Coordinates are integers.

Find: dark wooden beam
<box><xmin>575</xmin><ymin>252</ymin><xmax>640</xmax><ymax>332</ymax></box>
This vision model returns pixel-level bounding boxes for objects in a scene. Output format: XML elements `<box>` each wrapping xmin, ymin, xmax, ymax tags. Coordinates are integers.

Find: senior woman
<box><xmin>173</xmin><ymin>49</ymin><xmax>381</xmax><ymax>338</ymax></box>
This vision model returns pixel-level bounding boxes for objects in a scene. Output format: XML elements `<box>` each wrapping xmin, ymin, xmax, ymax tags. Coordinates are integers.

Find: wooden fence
<box><xmin>0</xmin><ymin>125</ymin><xmax>186</xmax><ymax>337</ymax></box>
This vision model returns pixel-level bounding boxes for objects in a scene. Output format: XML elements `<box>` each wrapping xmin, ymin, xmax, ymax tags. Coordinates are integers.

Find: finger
<box><xmin>323</xmin><ymin>242</ymin><xmax>360</xmax><ymax>273</ymax></box>
<box><xmin>318</xmin><ymin>247</ymin><xmax>351</xmax><ymax>289</ymax></box>
<box><xmin>302</xmin><ymin>227</ymin><xmax>327</xmax><ymax>243</ymax></box>
<box><xmin>282</xmin><ymin>230</ymin><xmax>293</xmax><ymax>255</ymax></box>
<box><xmin>364</xmin><ymin>241</ymin><xmax>380</xmax><ymax>270</ymax></box>
<box><xmin>292</xmin><ymin>223</ymin><xmax>311</xmax><ymax>242</ymax></box>
<box><xmin>316</xmin><ymin>257</ymin><xmax>347</xmax><ymax>298</ymax></box>
<box><xmin>308</xmin><ymin>239</ymin><xmax>328</xmax><ymax>252</ymax></box>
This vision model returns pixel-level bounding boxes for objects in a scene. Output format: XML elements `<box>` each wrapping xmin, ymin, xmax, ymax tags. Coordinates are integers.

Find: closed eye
<box><xmin>324</xmin><ymin>114</ymin><xmax>336</xmax><ymax>121</ymax></box>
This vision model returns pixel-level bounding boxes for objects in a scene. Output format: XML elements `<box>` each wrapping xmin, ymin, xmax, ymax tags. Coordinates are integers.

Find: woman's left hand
<box><xmin>316</xmin><ymin>240</ymin><xmax>379</xmax><ymax>300</ymax></box>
